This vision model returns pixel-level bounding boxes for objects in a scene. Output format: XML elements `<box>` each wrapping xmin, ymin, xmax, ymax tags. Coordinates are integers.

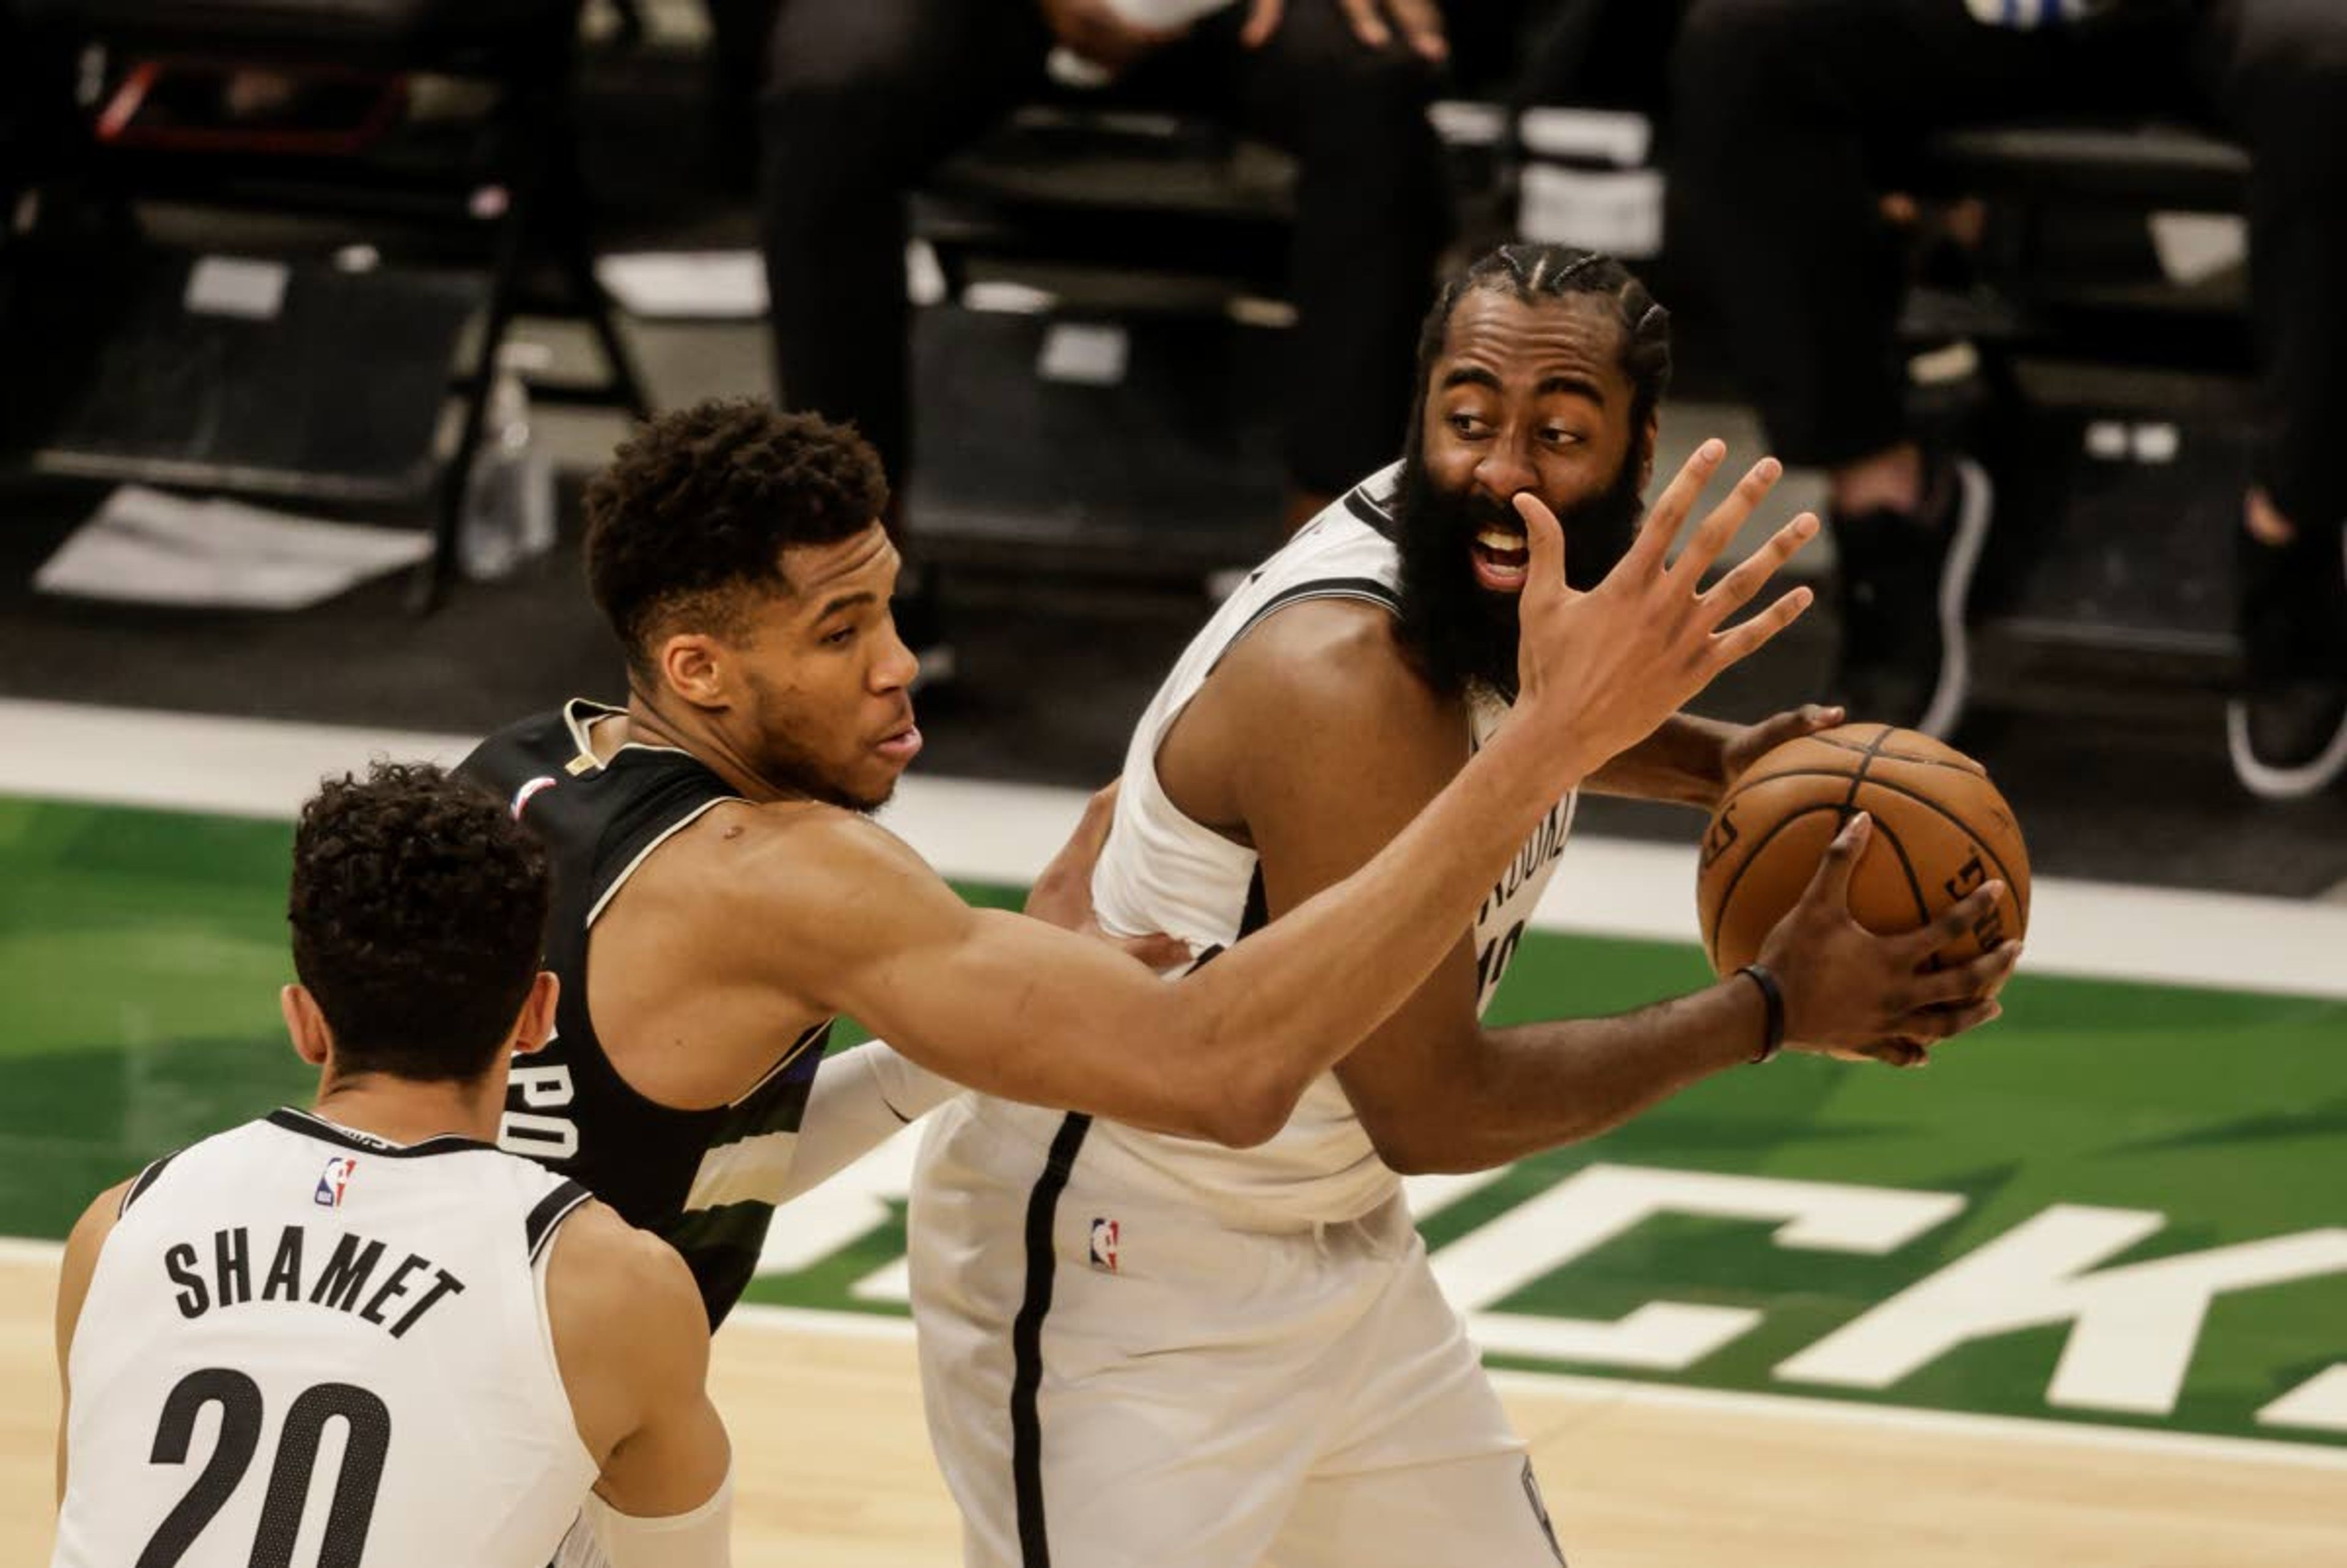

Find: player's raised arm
<box><xmin>753</xmin><ymin>441</ymin><xmax>1821</xmax><ymax>1146</ymax></box>
<box><xmin>549</xmin><ymin>1203</ymin><xmax>733</xmax><ymax>1567</ymax></box>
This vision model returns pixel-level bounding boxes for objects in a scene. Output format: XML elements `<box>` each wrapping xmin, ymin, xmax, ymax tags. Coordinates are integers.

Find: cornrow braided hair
<box><xmin>1411</xmin><ymin>243</ymin><xmax>1673</xmax><ymax>435</ymax></box>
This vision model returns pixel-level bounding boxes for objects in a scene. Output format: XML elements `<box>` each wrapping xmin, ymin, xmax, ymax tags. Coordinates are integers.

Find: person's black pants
<box><xmin>1668</xmin><ymin>0</ymin><xmax>2347</xmax><ymax>537</ymax></box>
<box><xmin>758</xmin><ymin>0</ymin><xmax>1451</xmax><ymax>505</ymax></box>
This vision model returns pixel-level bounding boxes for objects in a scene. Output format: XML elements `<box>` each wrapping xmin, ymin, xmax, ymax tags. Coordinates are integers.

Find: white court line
<box><xmin>4</xmin><ymin>1234</ymin><xmax>2339</xmax><ymax>1470</ymax></box>
<box><xmin>719</xmin><ymin>1300</ymin><xmax>2347</xmax><ymax>1473</ymax></box>
<box><xmin>3</xmin><ymin>698</ymin><xmax>2346</xmax><ymax>998</ymax></box>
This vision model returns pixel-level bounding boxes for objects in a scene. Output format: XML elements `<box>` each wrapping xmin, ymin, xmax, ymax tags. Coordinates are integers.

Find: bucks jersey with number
<box><xmin>54</xmin><ymin>1109</ymin><xmax>598</xmax><ymax>1568</ymax></box>
<box><xmin>971</xmin><ymin>465</ymin><xmax>1576</xmax><ymax>1228</ymax></box>
<box><xmin>460</xmin><ymin>700</ymin><xmax>832</xmax><ymax>1324</ymax></box>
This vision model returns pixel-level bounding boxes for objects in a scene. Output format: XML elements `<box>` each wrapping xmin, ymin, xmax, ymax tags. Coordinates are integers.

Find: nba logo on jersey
<box><xmin>1088</xmin><ymin>1218</ymin><xmax>1120</xmax><ymax>1273</ymax></box>
<box><xmin>314</xmin><ymin>1156</ymin><xmax>358</xmax><ymax>1209</ymax></box>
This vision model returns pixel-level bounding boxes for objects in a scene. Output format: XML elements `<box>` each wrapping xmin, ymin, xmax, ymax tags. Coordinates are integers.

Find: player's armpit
<box><xmin>549</xmin><ymin>1203</ymin><xmax>731</xmax><ymax>1522</ymax></box>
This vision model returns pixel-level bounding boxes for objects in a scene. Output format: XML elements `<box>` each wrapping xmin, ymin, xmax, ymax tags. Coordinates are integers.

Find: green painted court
<box><xmin>5</xmin><ymin>792</ymin><xmax>2343</xmax><ymax>1453</ymax></box>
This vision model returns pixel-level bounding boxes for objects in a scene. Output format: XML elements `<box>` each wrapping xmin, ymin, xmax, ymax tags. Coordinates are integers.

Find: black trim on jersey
<box><xmin>119</xmin><ymin>1152</ymin><xmax>178</xmax><ymax>1215</ymax></box>
<box><xmin>1238</xmin><ymin>865</ymin><xmax>1271</xmax><ymax>941</ymax></box>
<box><xmin>263</xmin><ymin>1108</ymin><xmax>496</xmax><ymax>1160</ymax></box>
<box><xmin>727</xmin><ymin>1018</ymin><xmax>831</xmax><ymax>1107</ymax></box>
<box><xmin>1230</xmin><ymin>577</ymin><xmax>1402</xmax><ymax>651</ymax></box>
<box><xmin>1343</xmin><ymin>484</ymin><xmax>1398</xmax><ymax>539</ymax></box>
<box><xmin>524</xmin><ymin>1180</ymin><xmax>595</xmax><ymax>1263</ymax></box>
<box><xmin>1010</xmin><ymin>1112</ymin><xmax>1093</xmax><ymax>1568</ymax></box>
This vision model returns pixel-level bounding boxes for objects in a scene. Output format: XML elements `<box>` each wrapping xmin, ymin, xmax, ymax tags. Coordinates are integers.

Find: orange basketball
<box><xmin>1695</xmin><ymin>724</ymin><xmax>2030</xmax><ymax>977</ymax></box>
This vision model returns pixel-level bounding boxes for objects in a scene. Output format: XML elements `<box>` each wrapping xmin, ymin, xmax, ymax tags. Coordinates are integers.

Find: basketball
<box><xmin>1696</xmin><ymin>724</ymin><xmax>2031</xmax><ymax>977</ymax></box>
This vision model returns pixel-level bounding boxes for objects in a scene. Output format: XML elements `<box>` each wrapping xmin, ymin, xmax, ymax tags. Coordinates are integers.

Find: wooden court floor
<box><xmin>7</xmin><ymin>1253</ymin><xmax>2340</xmax><ymax>1567</ymax></box>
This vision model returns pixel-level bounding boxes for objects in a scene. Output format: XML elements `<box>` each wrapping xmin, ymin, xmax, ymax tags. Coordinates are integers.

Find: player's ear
<box><xmin>656</xmin><ymin>632</ymin><xmax>731</xmax><ymax>713</ymax></box>
<box><xmin>512</xmin><ymin>972</ymin><xmax>560</xmax><ymax>1058</ymax></box>
<box><xmin>281</xmin><ymin>984</ymin><xmax>331</xmax><ymax>1068</ymax></box>
<box><xmin>1637</xmin><ymin>409</ymin><xmax>1660</xmax><ymax>492</ymax></box>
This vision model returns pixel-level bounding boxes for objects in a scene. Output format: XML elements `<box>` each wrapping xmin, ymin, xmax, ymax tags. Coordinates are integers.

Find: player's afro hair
<box><xmin>584</xmin><ymin>398</ymin><xmax>891</xmax><ymax>681</ymax></box>
<box><xmin>288</xmin><ymin>761</ymin><xmax>549</xmax><ymax>1082</ymax></box>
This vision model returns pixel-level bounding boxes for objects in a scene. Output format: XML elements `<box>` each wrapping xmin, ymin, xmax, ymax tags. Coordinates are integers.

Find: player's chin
<box><xmin>847</xmin><ymin>757</ymin><xmax>909</xmax><ymax>811</ymax></box>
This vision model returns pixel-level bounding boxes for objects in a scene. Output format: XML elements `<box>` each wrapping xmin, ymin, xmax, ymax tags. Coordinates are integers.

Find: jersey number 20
<box><xmin>137</xmin><ymin>1367</ymin><xmax>389</xmax><ymax>1568</ymax></box>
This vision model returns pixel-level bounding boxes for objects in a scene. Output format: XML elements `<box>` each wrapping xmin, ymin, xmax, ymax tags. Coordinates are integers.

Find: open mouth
<box><xmin>875</xmin><ymin>724</ymin><xmax>924</xmax><ymax>763</ymax></box>
<box><xmin>1471</xmin><ymin>523</ymin><xmax>1530</xmax><ymax>592</ymax></box>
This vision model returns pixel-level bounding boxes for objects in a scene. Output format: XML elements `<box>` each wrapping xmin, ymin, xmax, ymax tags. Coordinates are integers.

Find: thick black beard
<box><xmin>1391</xmin><ymin>438</ymin><xmax>1648</xmax><ymax>703</ymax></box>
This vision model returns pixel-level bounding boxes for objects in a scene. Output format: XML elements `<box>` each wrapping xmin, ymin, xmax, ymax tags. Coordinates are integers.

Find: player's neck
<box><xmin>308</xmin><ymin>1074</ymin><xmax>503</xmax><ymax>1148</ymax></box>
<box><xmin>619</xmin><ymin>690</ymin><xmax>802</xmax><ymax>805</ymax></box>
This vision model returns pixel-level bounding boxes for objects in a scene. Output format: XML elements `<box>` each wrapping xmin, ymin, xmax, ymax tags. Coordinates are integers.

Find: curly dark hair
<box><xmin>288</xmin><ymin>761</ymin><xmax>549</xmax><ymax>1083</ymax></box>
<box><xmin>584</xmin><ymin>398</ymin><xmax>892</xmax><ymax>681</ymax></box>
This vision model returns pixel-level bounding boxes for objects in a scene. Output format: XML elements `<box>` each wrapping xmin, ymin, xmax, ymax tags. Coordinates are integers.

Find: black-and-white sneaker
<box><xmin>1827</xmin><ymin>455</ymin><xmax>1993</xmax><ymax>739</ymax></box>
<box><xmin>2227</xmin><ymin>524</ymin><xmax>2347</xmax><ymax>800</ymax></box>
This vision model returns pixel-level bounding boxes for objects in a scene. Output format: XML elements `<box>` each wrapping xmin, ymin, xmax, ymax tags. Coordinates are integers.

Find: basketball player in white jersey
<box><xmin>907</xmin><ymin>246</ymin><xmax>2024</xmax><ymax>1567</ymax></box>
<box><xmin>51</xmin><ymin>764</ymin><xmax>732</xmax><ymax>1568</ymax></box>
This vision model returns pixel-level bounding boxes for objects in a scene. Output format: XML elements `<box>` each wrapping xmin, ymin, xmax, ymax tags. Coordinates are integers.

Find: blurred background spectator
<box><xmin>758</xmin><ymin>0</ymin><xmax>1454</xmax><ymax>676</ymax></box>
<box><xmin>0</xmin><ymin>0</ymin><xmax>2340</xmax><ymax>846</ymax></box>
<box><xmin>1667</xmin><ymin>0</ymin><xmax>2347</xmax><ymax>796</ymax></box>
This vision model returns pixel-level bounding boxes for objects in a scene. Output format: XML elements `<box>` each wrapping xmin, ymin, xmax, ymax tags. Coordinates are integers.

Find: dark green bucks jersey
<box><xmin>460</xmin><ymin>699</ymin><xmax>831</xmax><ymax>1325</ymax></box>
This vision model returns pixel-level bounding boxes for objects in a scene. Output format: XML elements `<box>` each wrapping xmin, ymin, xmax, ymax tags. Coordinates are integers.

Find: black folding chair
<box><xmin>12</xmin><ymin>0</ymin><xmax>651</xmax><ymax>610</ymax></box>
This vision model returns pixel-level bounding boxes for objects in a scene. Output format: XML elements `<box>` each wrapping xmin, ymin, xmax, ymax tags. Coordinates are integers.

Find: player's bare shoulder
<box><xmin>1219</xmin><ymin>596</ymin><xmax>1456</xmax><ymax>753</ymax></box>
<box><xmin>634</xmin><ymin>796</ymin><xmax>933</xmax><ymax>935</ymax></box>
<box><xmin>547</xmin><ymin>1198</ymin><xmax>697</xmax><ymax>1325</ymax></box>
<box><xmin>56</xmin><ymin>1178</ymin><xmax>134</xmax><ymax>1355</ymax></box>
<box><xmin>651</xmin><ymin>794</ymin><xmax>963</xmax><ymax>978</ymax></box>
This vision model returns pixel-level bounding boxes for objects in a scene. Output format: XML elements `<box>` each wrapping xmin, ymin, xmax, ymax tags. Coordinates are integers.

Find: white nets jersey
<box><xmin>975</xmin><ymin>466</ymin><xmax>1576</xmax><ymax>1227</ymax></box>
<box><xmin>54</xmin><ymin>1108</ymin><xmax>602</xmax><ymax>1568</ymax></box>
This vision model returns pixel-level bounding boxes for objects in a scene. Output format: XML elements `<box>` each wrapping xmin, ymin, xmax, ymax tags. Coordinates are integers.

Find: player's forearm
<box><xmin>1581</xmin><ymin>714</ymin><xmax>1735</xmax><ymax>808</ymax></box>
<box><xmin>1376</xmin><ymin>982</ymin><xmax>1765</xmax><ymax>1173</ymax></box>
<box><xmin>774</xmin><ymin>1043</ymin><xmax>957</xmax><ymax>1206</ymax></box>
<box><xmin>1166</xmin><ymin>720</ymin><xmax>1603</xmax><ymax>1138</ymax></box>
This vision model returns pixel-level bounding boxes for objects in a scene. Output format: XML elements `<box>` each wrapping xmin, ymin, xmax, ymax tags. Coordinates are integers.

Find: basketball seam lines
<box><xmin>1720</xmin><ymin>768</ymin><xmax>2029</xmax><ymax>928</ymax></box>
<box><xmin>1706</xmin><ymin>725</ymin><xmax>1892</xmax><ymax>964</ymax></box>
<box><xmin>1801</xmin><ymin>735</ymin><xmax>1982</xmax><ymax>774</ymax></box>
<box><xmin>1871</xmin><ymin>811</ymin><xmax>1938</xmax><ymax>943</ymax></box>
<box><xmin>1704</xmin><ymin>804</ymin><xmax>1846</xmax><ymax>962</ymax></box>
<box><xmin>1837</xmin><ymin>724</ymin><xmax>1897</xmax><ymax>819</ymax></box>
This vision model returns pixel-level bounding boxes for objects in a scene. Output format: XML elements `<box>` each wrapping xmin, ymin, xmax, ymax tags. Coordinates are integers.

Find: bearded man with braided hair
<box><xmin>908</xmin><ymin>244</ymin><xmax>2020</xmax><ymax>1568</ymax></box>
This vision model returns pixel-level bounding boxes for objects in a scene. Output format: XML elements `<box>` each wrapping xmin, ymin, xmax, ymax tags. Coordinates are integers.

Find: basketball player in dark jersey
<box><xmin>459</xmin><ymin>395</ymin><xmax>1824</xmax><ymax>1324</ymax></box>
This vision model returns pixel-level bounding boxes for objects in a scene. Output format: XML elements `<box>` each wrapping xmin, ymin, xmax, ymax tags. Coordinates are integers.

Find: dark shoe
<box><xmin>2227</xmin><ymin>526</ymin><xmax>2347</xmax><ymax>800</ymax></box>
<box><xmin>1827</xmin><ymin>455</ymin><xmax>1993</xmax><ymax>739</ymax></box>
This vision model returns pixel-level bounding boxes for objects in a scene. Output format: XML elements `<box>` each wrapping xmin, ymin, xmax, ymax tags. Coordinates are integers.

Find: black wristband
<box><xmin>1736</xmin><ymin>963</ymin><xmax>1785</xmax><ymax>1064</ymax></box>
